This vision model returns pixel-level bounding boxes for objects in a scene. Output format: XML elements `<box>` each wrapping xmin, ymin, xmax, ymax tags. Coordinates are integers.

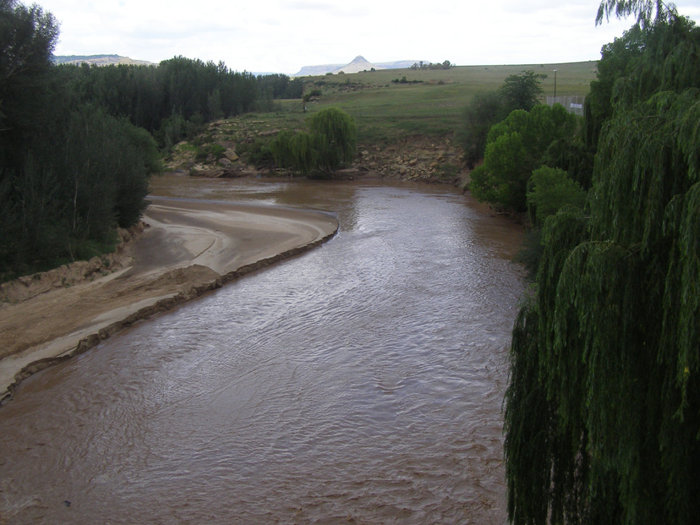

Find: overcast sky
<box><xmin>37</xmin><ymin>0</ymin><xmax>700</xmax><ymax>74</ymax></box>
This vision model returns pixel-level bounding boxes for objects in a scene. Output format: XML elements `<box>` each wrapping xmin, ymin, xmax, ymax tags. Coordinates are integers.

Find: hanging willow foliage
<box><xmin>504</xmin><ymin>13</ymin><xmax>700</xmax><ymax>525</ymax></box>
<box><xmin>268</xmin><ymin>107</ymin><xmax>356</xmax><ymax>176</ymax></box>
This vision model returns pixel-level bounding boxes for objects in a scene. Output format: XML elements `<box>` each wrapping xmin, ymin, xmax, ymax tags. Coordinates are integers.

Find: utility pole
<box><xmin>553</xmin><ymin>69</ymin><xmax>558</xmax><ymax>99</ymax></box>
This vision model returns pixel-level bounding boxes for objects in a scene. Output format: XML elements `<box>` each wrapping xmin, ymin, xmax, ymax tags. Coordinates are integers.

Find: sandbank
<box><xmin>0</xmin><ymin>197</ymin><xmax>338</xmax><ymax>403</ymax></box>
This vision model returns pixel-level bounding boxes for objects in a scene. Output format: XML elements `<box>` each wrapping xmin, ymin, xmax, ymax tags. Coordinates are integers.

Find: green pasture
<box><xmin>306</xmin><ymin>61</ymin><xmax>596</xmax><ymax>143</ymax></box>
<box><xmin>240</xmin><ymin>61</ymin><xmax>598</xmax><ymax>145</ymax></box>
<box><xmin>309</xmin><ymin>61</ymin><xmax>596</xmax><ymax>93</ymax></box>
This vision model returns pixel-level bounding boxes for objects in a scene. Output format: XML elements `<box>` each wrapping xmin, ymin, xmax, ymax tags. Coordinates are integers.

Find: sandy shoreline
<box><xmin>0</xmin><ymin>197</ymin><xmax>338</xmax><ymax>403</ymax></box>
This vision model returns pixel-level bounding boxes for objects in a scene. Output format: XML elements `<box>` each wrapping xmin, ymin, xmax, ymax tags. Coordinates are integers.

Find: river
<box><xmin>0</xmin><ymin>178</ymin><xmax>524</xmax><ymax>524</ymax></box>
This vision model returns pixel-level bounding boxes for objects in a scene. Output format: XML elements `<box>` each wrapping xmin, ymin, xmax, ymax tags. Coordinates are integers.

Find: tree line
<box><xmin>459</xmin><ymin>1</ymin><xmax>700</xmax><ymax>523</ymax></box>
<box><xmin>410</xmin><ymin>60</ymin><xmax>453</xmax><ymax>70</ymax></box>
<box><xmin>56</xmin><ymin>58</ymin><xmax>303</xmax><ymax>150</ymax></box>
<box><xmin>0</xmin><ymin>0</ymin><xmax>303</xmax><ymax>281</ymax></box>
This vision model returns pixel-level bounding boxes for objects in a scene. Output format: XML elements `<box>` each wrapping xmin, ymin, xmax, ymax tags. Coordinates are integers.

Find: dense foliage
<box><xmin>256</xmin><ymin>73</ymin><xmax>304</xmax><ymax>100</ymax></box>
<box><xmin>1</xmin><ymin>0</ymin><xmax>155</xmax><ymax>278</ymax></box>
<box><xmin>54</xmin><ymin>62</ymin><xmax>302</xmax><ymax>144</ymax></box>
<box><xmin>0</xmin><ymin>0</ymin><xmax>274</xmax><ymax>280</ymax></box>
<box><xmin>0</xmin><ymin>1</ymin><xmax>162</xmax><ymax>279</ymax></box>
<box><xmin>504</xmin><ymin>6</ymin><xmax>700</xmax><ymax>524</ymax></box>
<box><xmin>269</xmin><ymin>107</ymin><xmax>357</xmax><ymax>176</ymax></box>
<box><xmin>1</xmin><ymin>0</ymin><xmax>295</xmax><ymax>280</ymax></box>
<box><xmin>53</xmin><ymin>57</ymin><xmax>263</xmax><ymax>148</ymax></box>
<box><xmin>526</xmin><ymin>166</ymin><xmax>586</xmax><ymax>227</ymax></box>
<box><xmin>469</xmin><ymin>104</ymin><xmax>580</xmax><ymax>212</ymax></box>
<box><xmin>458</xmin><ymin>70</ymin><xmax>545</xmax><ymax>168</ymax></box>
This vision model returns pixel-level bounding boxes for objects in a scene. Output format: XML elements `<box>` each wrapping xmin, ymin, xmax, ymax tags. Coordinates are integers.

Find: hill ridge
<box><xmin>294</xmin><ymin>56</ymin><xmax>420</xmax><ymax>76</ymax></box>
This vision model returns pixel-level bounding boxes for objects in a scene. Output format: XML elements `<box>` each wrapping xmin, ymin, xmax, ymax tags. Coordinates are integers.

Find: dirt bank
<box><xmin>0</xmin><ymin>197</ymin><xmax>338</xmax><ymax>403</ymax></box>
<box><xmin>167</xmin><ymin>122</ymin><xmax>467</xmax><ymax>186</ymax></box>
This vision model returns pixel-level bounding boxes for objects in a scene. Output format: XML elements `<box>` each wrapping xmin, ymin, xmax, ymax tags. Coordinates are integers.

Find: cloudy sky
<box><xmin>38</xmin><ymin>0</ymin><xmax>700</xmax><ymax>74</ymax></box>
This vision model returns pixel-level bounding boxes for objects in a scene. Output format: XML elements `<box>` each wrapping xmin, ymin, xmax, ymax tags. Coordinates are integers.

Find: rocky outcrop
<box><xmin>353</xmin><ymin>136</ymin><xmax>464</xmax><ymax>183</ymax></box>
<box><xmin>174</xmin><ymin>135</ymin><xmax>464</xmax><ymax>184</ymax></box>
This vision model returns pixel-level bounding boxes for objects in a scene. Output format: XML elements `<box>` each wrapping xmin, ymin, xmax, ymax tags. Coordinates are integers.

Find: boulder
<box><xmin>189</xmin><ymin>164</ymin><xmax>225</xmax><ymax>178</ymax></box>
<box><xmin>224</xmin><ymin>148</ymin><xmax>239</xmax><ymax>162</ymax></box>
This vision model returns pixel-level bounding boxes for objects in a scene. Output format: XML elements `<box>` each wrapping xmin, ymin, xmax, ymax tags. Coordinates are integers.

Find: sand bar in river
<box><xmin>0</xmin><ymin>197</ymin><xmax>338</xmax><ymax>402</ymax></box>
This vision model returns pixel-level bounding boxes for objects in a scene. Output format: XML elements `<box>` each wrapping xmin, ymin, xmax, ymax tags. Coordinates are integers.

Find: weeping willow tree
<box><xmin>269</xmin><ymin>107</ymin><xmax>356</xmax><ymax>176</ymax></box>
<box><xmin>308</xmin><ymin>107</ymin><xmax>357</xmax><ymax>174</ymax></box>
<box><xmin>596</xmin><ymin>0</ymin><xmax>674</xmax><ymax>28</ymax></box>
<box><xmin>504</xmin><ymin>5</ymin><xmax>700</xmax><ymax>524</ymax></box>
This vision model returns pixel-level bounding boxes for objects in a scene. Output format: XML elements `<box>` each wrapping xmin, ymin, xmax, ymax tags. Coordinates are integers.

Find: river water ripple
<box><xmin>0</xmin><ymin>180</ymin><xmax>524</xmax><ymax>524</ymax></box>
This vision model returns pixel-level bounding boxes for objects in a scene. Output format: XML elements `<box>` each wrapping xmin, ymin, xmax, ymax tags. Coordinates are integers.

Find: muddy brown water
<box><xmin>0</xmin><ymin>178</ymin><xmax>524</xmax><ymax>524</ymax></box>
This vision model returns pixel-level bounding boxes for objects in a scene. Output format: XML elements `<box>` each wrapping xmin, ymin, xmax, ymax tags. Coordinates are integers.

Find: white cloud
<box><xmin>37</xmin><ymin>0</ymin><xmax>700</xmax><ymax>74</ymax></box>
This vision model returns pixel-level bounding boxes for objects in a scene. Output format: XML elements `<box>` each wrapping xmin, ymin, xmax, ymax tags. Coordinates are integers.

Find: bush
<box><xmin>195</xmin><ymin>143</ymin><xmax>226</xmax><ymax>162</ymax></box>
<box><xmin>239</xmin><ymin>139</ymin><xmax>274</xmax><ymax>168</ymax></box>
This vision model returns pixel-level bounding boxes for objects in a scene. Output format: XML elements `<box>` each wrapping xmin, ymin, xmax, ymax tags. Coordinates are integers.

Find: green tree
<box><xmin>458</xmin><ymin>71</ymin><xmax>545</xmax><ymax>169</ymax></box>
<box><xmin>469</xmin><ymin>104</ymin><xmax>579</xmax><ymax>212</ymax></box>
<box><xmin>269</xmin><ymin>108</ymin><xmax>357</xmax><ymax>176</ymax></box>
<box><xmin>469</xmin><ymin>129</ymin><xmax>528</xmax><ymax>210</ymax></box>
<box><xmin>504</xmin><ymin>9</ymin><xmax>700</xmax><ymax>524</ymax></box>
<box><xmin>308</xmin><ymin>107</ymin><xmax>357</xmax><ymax>173</ymax></box>
<box><xmin>58</xmin><ymin>106</ymin><xmax>159</xmax><ymax>254</ymax></box>
<box><xmin>584</xmin><ymin>23</ymin><xmax>647</xmax><ymax>148</ymax></box>
<box><xmin>269</xmin><ymin>130</ymin><xmax>317</xmax><ymax>175</ymax></box>
<box><xmin>0</xmin><ymin>0</ymin><xmax>58</xmax><ymax>168</ymax></box>
<box><xmin>112</xmin><ymin>118</ymin><xmax>160</xmax><ymax>227</ymax></box>
<box><xmin>526</xmin><ymin>166</ymin><xmax>587</xmax><ymax>227</ymax></box>
<box><xmin>500</xmin><ymin>70</ymin><xmax>546</xmax><ymax>112</ymax></box>
<box><xmin>596</xmin><ymin>0</ymin><xmax>676</xmax><ymax>27</ymax></box>
<box><xmin>457</xmin><ymin>91</ymin><xmax>505</xmax><ymax>169</ymax></box>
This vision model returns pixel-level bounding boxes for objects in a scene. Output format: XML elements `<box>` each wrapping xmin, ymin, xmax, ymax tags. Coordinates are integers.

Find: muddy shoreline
<box><xmin>0</xmin><ymin>198</ymin><xmax>338</xmax><ymax>404</ymax></box>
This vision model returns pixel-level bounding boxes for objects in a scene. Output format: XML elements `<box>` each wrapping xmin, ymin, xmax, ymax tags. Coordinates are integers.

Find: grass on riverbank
<box><xmin>247</xmin><ymin>61</ymin><xmax>598</xmax><ymax>144</ymax></box>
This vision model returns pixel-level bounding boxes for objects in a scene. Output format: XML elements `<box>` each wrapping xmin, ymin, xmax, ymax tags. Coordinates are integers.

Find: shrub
<box><xmin>238</xmin><ymin>139</ymin><xmax>274</xmax><ymax>168</ymax></box>
<box><xmin>194</xmin><ymin>143</ymin><xmax>226</xmax><ymax>162</ymax></box>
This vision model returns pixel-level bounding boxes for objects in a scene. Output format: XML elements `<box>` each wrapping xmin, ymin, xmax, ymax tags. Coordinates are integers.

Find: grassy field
<box><xmin>168</xmin><ymin>61</ymin><xmax>600</xmax><ymax>184</ymax></box>
<box><xmin>252</xmin><ymin>61</ymin><xmax>598</xmax><ymax>144</ymax></box>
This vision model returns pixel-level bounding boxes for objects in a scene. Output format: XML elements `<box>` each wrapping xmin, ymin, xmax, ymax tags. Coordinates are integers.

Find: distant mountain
<box><xmin>293</xmin><ymin>56</ymin><xmax>424</xmax><ymax>76</ymax></box>
<box><xmin>53</xmin><ymin>54</ymin><xmax>154</xmax><ymax>66</ymax></box>
<box><xmin>333</xmin><ymin>55</ymin><xmax>380</xmax><ymax>74</ymax></box>
<box><xmin>294</xmin><ymin>63</ymin><xmax>346</xmax><ymax>76</ymax></box>
<box><xmin>376</xmin><ymin>60</ymin><xmax>419</xmax><ymax>70</ymax></box>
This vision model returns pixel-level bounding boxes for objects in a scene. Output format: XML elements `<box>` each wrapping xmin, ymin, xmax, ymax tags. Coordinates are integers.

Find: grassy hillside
<box><xmin>53</xmin><ymin>54</ymin><xmax>154</xmax><ymax>66</ymax></box>
<box><xmin>166</xmin><ymin>61</ymin><xmax>599</xmax><ymax>183</ymax></box>
<box><xmin>270</xmin><ymin>61</ymin><xmax>598</xmax><ymax>143</ymax></box>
